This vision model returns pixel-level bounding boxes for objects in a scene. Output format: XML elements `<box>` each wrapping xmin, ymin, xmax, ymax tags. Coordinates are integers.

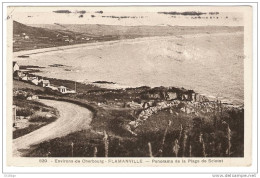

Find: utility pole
<box><xmin>71</xmin><ymin>142</ymin><xmax>74</xmax><ymax>157</ymax></box>
<box><xmin>13</xmin><ymin>105</ymin><xmax>16</xmax><ymax>127</ymax></box>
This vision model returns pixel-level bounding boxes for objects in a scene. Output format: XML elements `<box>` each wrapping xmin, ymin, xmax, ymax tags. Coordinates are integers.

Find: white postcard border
<box><xmin>1</xmin><ymin>1</ymin><xmax>258</xmax><ymax>174</ymax></box>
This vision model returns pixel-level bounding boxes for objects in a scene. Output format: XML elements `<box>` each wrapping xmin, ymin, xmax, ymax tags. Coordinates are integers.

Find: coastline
<box><xmin>24</xmin><ymin>73</ymin><xmax>244</xmax><ymax>107</ymax></box>
<box><xmin>12</xmin><ymin>33</ymin><xmax>244</xmax><ymax>157</ymax></box>
<box><xmin>13</xmin><ymin>32</ymin><xmax>244</xmax><ymax>106</ymax></box>
<box><xmin>13</xmin><ymin>31</ymin><xmax>243</xmax><ymax>58</ymax></box>
<box><xmin>17</xmin><ymin>70</ymin><xmax>244</xmax><ymax>108</ymax></box>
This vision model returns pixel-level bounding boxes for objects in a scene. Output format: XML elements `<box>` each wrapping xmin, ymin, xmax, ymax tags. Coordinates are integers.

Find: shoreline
<box><xmin>19</xmin><ymin>71</ymin><xmax>244</xmax><ymax>108</ymax></box>
<box><xmin>13</xmin><ymin>31</ymin><xmax>243</xmax><ymax>58</ymax></box>
<box><xmin>16</xmin><ymin>63</ymin><xmax>244</xmax><ymax>107</ymax></box>
<box><xmin>13</xmin><ymin>31</ymin><xmax>244</xmax><ymax>107</ymax></box>
<box><xmin>32</xmin><ymin>73</ymin><xmax>245</xmax><ymax>107</ymax></box>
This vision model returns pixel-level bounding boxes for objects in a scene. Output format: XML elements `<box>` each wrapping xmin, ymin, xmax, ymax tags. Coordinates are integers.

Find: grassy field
<box><xmin>13</xmin><ymin>80</ymin><xmax>44</xmax><ymax>92</ymax></box>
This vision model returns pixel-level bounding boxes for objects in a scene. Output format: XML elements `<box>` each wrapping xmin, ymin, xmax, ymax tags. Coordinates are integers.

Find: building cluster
<box><xmin>14</xmin><ymin>32</ymin><xmax>30</xmax><ymax>40</ymax></box>
<box><xmin>58</xmin><ymin>35</ymin><xmax>74</xmax><ymax>43</ymax></box>
<box><xmin>142</xmin><ymin>88</ymin><xmax>209</xmax><ymax>103</ymax></box>
<box><xmin>13</xmin><ymin>61</ymin><xmax>76</xmax><ymax>94</ymax></box>
<box><xmin>57</xmin><ymin>34</ymin><xmax>92</xmax><ymax>43</ymax></box>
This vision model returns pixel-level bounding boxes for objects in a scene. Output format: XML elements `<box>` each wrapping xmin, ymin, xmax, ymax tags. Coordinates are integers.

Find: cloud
<box><xmin>101</xmin><ymin>15</ymin><xmax>145</xmax><ymax>19</ymax></box>
<box><xmin>158</xmin><ymin>11</ymin><xmax>207</xmax><ymax>16</ymax></box>
<box><xmin>95</xmin><ymin>11</ymin><xmax>103</xmax><ymax>14</ymax></box>
<box><xmin>53</xmin><ymin>10</ymin><xmax>72</xmax><ymax>14</ymax></box>
<box><xmin>77</xmin><ymin>10</ymin><xmax>86</xmax><ymax>14</ymax></box>
<box><xmin>53</xmin><ymin>10</ymin><xmax>87</xmax><ymax>14</ymax></box>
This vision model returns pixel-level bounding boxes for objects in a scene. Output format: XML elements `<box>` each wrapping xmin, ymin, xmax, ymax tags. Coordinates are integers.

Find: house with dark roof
<box><xmin>40</xmin><ymin>80</ymin><xmax>50</xmax><ymax>87</ymax></box>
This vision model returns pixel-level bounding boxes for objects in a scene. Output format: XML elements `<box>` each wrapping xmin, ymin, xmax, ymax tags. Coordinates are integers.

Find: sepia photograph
<box><xmin>4</xmin><ymin>4</ymin><xmax>254</xmax><ymax>169</ymax></box>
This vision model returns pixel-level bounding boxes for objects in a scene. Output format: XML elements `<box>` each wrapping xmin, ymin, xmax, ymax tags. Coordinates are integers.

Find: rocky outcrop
<box><xmin>127</xmin><ymin>99</ymin><xmax>237</xmax><ymax>135</ymax></box>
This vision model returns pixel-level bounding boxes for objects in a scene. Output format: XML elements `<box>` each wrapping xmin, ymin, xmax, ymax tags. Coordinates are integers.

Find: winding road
<box><xmin>13</xmin><ymin>99</ymin><xmax>93</xmax><ymax>157</ymax></box>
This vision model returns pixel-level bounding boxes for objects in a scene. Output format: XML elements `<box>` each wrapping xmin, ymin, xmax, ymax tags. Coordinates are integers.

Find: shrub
<box><xmin>13</xmin><ymin>124</ymin><xmax>41</xmax><ymax>139</ymax></box>
<box><xmin>42</xmin><ymin>108</ymin><xmax>50</xmax><ymax>112</ymax></box>
<box><xmin>16</xmin><ymin>108</ymin><xmax>33</xmax><ymax>117</ymax></box>
<box><xmin>133</xmin><ymin>98</ymin><xmax>142</xmax><ymax>104</ymax></box>
<box><xmin>29</xmin><ymin>116</ymin><xmax>47</xmax><ymax>122</ymax></box>
<box><xmin>33</xmin><ymin>106</ymin><xmax>41</xmax><ymax>111</ymax></box>
<box><xmin>30</xmin><ymin>115</ymin><xmax>57</xmax><ymax>123</ymax></box>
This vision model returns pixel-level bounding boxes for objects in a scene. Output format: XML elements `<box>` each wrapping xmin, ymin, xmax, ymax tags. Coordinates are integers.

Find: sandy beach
<box><xmin>14</xmin><ymin>32</ymin><xmax>244</xmax><ymax>104</ymax></box>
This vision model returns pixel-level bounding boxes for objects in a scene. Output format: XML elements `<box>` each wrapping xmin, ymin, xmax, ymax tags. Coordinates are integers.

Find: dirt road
<box><xmin>13</xmin><ymin>99</ymin><xmax>93</xmax><ymax>157</ymax></box>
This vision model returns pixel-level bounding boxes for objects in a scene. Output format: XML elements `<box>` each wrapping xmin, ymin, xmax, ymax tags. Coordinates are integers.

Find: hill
<box><xmin>13</xmin><ymin>21</ymin><xmax>107</xmax><ymax>52</ymax></box>
<box><xmin>14</xmin><ymin>21</ymin><xmax>59</xmax><ymax>38</ymax></box>
<box><xmin>13</xmin><ymin>20</ymin><xmax>243</xmax><ymax>52</ymax></box>
<box><xmin>31</xmin><ymin>23</ymin><xmax>243</xmax><ymax>37</ymax></box>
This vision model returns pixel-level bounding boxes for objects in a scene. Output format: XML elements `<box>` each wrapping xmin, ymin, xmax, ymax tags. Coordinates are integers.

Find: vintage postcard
<box><xmin>5</xmin><ymin>5</ymin><xmax>253</xmax><ymax>167</ymax></box>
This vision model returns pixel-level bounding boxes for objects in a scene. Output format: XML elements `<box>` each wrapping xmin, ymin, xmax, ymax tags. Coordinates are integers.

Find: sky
<box><xmin>8</xmin><ymin>6</ymin><xmax>244</xmax><ymax>26</ymax></box>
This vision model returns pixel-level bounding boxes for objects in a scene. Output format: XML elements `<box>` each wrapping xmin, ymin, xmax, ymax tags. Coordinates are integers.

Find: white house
<box><xmin>166</xmin><ymin>92</ymin><xmax>177</xmax><ymax>100</ymax></box>
<box><xmin>21</xmin><ymin>75</ymin><xmax>28</xmax><ymax>81</ymax></box>
<box><xmin>66</xmin><ymin>90</ymin><xmax>76</xmax><ymax>94</ymax></box>
<box><xmin>192</xmin><ymin>93</ymin><xmax>197</xmax><ymax>102</ymax></box>
<box><xmin>58</xmin><ymin>86</ymin><xmax>67</xmax><ymax>93</ymax></box>
<box><xmin>13</xmin><ymin>61</ymin><xmax>19</xmax><ymax>73</ymax></box>
<box><xmin>30</xmin><ymin>78</ymin><xmax>39</xmax><ymax>85</ymax></box>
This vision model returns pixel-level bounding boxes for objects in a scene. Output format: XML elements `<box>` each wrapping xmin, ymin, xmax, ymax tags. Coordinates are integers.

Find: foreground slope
<box><xmin>13</xmin><ymin>99</ymin><xmax>93</xmax><ymax>157</ymax></box>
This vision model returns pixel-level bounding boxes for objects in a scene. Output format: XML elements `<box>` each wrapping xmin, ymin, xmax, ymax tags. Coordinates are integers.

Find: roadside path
<box><xmin>12</xmin><ymin>99</ymin><xmax>93</xmax><ymax>157</ymax></box>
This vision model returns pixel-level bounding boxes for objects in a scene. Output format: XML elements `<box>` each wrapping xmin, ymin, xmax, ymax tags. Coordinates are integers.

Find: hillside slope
<box><xmin>13</xmin><ymin>21</ymin><xmax>105</xmax><ymax>52</ymax></box>
<box><xmin>14</xmin><ymin>21</ymin><xmax>59</xmax><ymax>38</ymax></box>
<box><xmin>14</xmin><ymin>20</ymin><xmax>243</xmax><ymax>52</ymax></box>
<box><xmin>31</xmin><ymin>23</ymin><xmax>243</xmax><ymax>38</ymax></box>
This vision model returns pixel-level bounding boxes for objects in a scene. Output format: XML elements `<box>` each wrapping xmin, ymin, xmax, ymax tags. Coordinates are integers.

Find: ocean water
<box><xmin>16</xmin><ymin>33</ymin><xmax>244</xmax><ymax>105</ymax></box>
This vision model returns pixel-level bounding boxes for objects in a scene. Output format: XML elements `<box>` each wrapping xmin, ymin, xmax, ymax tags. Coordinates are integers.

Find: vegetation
<box><xmin>13</xmin><ymin>92</ymin><xmax>59</xmax><ymax>139</ymax></box>
<box><xmin>13</xmin><ymin>116</ymin><xmax>57</xmax><ymax>139</ymax></box>
<box><xmin>13</xmin><ymin>124</ymin><xmax>45</xmax><ymax>139</ymax></box>
<box><xmin>25</xmin><ymin>109</ymin><xmax>243</xmax><ymax>157</ymax></box>
<box><xmin>12</xmin><ymin>19</ymin><xmax>244</xmax><ymax>158</ymax></box>
<box><xmin>13</xmin><ymin>78</ymin><xmax>244</xmax><ymax>157</ymax></box>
